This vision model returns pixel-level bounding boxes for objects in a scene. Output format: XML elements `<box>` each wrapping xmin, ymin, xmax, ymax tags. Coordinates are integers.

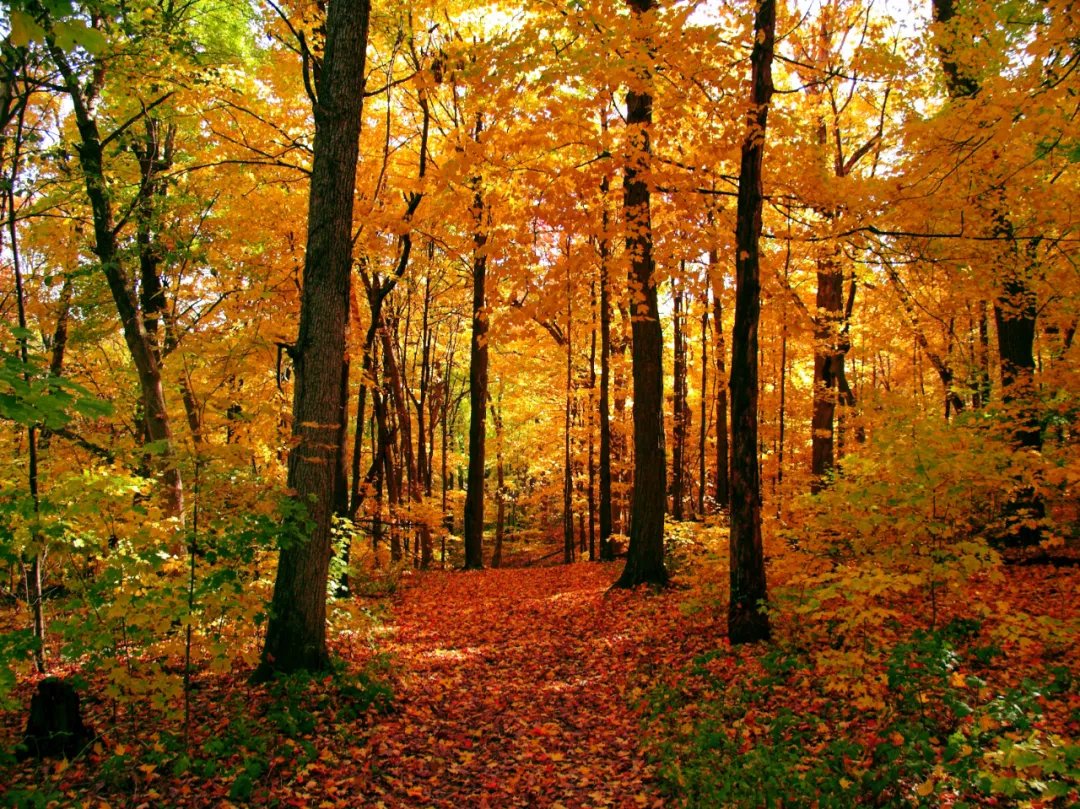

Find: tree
<box><xmin>255</xmin><ymin>0</ymin><xmax>370</xmax><ymax>679</ymax></box>
<box><xmin>728</xmin><ymin>0</ymin><xmax>775</xmax><ymax>645</ymax></box>
<box><xmin>40</xmin><ymin>5</ymin><xmax>185</xmax><ymax>522</ymax></box>
<box><xmin>710</xmin><ymin>246</ymin><xmax>730</xmax><ymax>512</ymax></box>
<box><xmin>615</xmin><ymin>0</ymin><xmax>668</xmax><ymax>589</ymax></box>
<box><xmin>930</xmin><ymin>0</ymin><xmax>1045</xmax><ymax>545</ymax></box>
<box><xmin>463</xmin><ymin>113</ymin><xmax>489</xmax><ymax>571</ymax></box>
<box><xmin>671</xmin><ymin>275</ymin><xmax>688</xmax><ymax>520</ymax></box>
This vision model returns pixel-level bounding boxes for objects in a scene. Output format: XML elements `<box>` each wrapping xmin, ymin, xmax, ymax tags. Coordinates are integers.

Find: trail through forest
<box><xmin>349</xmin><ymin>562</ymin><xmax>693</xmax><ymax>808</ymax></box>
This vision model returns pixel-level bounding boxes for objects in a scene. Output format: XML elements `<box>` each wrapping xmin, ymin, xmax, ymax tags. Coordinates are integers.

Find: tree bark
<box><xmin>671</xmin><ymin>277</ymin><xmax>688</xmax><ymax>520</ymax></box>
<box><xmin>48</xmin><ymin>41</ymin><xmax>183</xmax><ymax>522</ymax></box>
<box><xmin>709</xmin><ymin>248</ymin><xmax>729</xmax><ymax>512</ymax></box>
<box><xmin>698</xmin><ymin>289</ymin><xmax>708</xmax><ymax>516</ymax></box>
<box><xmin>932</xmin><ymin>0</ymin><xmax>1042</xmax><ymax>543</ymax></box>
<box><xmin>7</xmin><ymin>116</ymin><xmax>46</xmax><ymax>673</ymax></box>
<box><xmin>381</xmin><ymin>321</ymin><xmax>432</xmax><ymax>568</ymax></box>
<box><xmin>810</xmin><ymin>250</ymin><xmax>855</xmax><ymax>492</ymax></box>
<box><xmin>463</xmin><ymin>115</ymin><xmax>488</xmax><ymax>571</ymax></box>
<box><xmin>564</xmin><ymin>252</ymin><xmax>576</xmax><ymax>563</ymax></box>
<box><xmin>615</xmin><ymin>0</ymin><xmax>668</xmax><ymax>588</ymax></box>
<box><xmin>728</xmin><ymin>0</ymin><xmax>775</xmax><ymax>645</ymax></box>
<box><xmin>255</xmin><ymin>0</ymin><xmax>370</xmax><ymax>679</ymax></box>
<box><xmin>598</xmin><ymin>171</ymin><xmax>616</xmax><ymax>560</ymax></box>
<box><xmin>589</xmin><ymin>280</ymin><xmax>598</xmax><ymax>560</ymax></box>
<box><xmin>491</xmin><ymin>396</ymin><xmax>505</xmax><ymax>568</ymax></box>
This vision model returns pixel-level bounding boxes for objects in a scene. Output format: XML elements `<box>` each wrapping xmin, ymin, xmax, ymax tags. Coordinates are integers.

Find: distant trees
<box><xmin>3</xmin><ymin>0</ymin><xmax>1077</xmax><ymax>690</ymax></box>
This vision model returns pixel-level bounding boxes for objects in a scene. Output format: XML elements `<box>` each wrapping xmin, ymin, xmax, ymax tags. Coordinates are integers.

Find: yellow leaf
<box><xmin>916</xmin><ymin>778</ymin><xmax>935</xmax><ymax>797</ymax></box>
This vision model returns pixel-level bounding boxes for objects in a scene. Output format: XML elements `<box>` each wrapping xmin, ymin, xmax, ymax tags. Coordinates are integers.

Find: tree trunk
<box><xmin>598</xmin><ymin>172</ymin><xmax>616</xmax><ymax>561</ymax></box>
<box><xmin>975</xmin><ymin>300</ymin><xmax>991</xmax><ymax>408</ymax></box>
<box><xmin>381</xmin><ymin>321</ymin><xmax>432</xmax><ymax>568</ymax></box>
<box><xmin>491</xmin><ymin>397</ymin><xmax>505</xmax><ymax>568</ymax></box>
<box><xmin>698</xmin><ymin>289</ymin><xmax>708</xmax><ymax>516</ymax></box>
<box><xmin>7</xmin><ymin>138</ymin><xmax>46</xmax><ymax>673</ymax></box>
<box><xmin>613</xmin><ymin>300</ymin><xmax>631</xmax><ymax>535</ymax></box>
<box><xmin>254</xmin><ymin>0</ymin><xmax>370</xmax><ymax>679</ymax></box>
<box><xmin>463</xmin><ymin>116</ymin><xmax>488</xmax><ymax>571</ymax></box>
<box><xmin>589</xmin><ymin>280</ymin><xmax>598</xmax><ymax>560</ymax></box>
<box><xmin>374</xmin><ymin>389</ymin><xmax>403</xmax><ymax>562</ymax></box>
<box><xmin>777</xmin><ymin>294</ymin><xmax>788</xmax><ymax>505</ymax></box>
<box><xmin>615</xmin><ymin>0</ymin><xmax>668</xmax><ymax>589</ymax></box>
<box><xmin>671</xmin><ymin>277</ymin><xmax>687</xmax><ymax>521</ymax></box>
<box><xmin>728</xmin><ymin>0</ymin><xmax>775</xmax><ymax>645</ymax></box>
<box><xmin>133</xmin><ymin>118</ymin><xmax>175</xmax><ymax>359</ymax></box>
<box><xmin>564</xmin><ymin>252</ymin><xmax>575</xmax><ymax>564</ymax></box>
<box><xmin>994</xmin><ymin>236</ymin><xmax>1044</xmax><ymax>544</ymax></box>
<box><xmin>933</xmin><ymin>0</ymin><xmax>1042</xmax><ymax>543</ymax></box>
<box><xmin>709</xmin><ymin>249</ymin><xmax>729</xmax><ymax>512</ymax></box>
<box><xmin>48</xmin><ymin>43</ymin><xmax>183</xmax><ymax>522</ymax></box>
<box><xmin>810</xmin><ymin>252</ymin><xmax>846</xmax><ymax>492</ymax></box>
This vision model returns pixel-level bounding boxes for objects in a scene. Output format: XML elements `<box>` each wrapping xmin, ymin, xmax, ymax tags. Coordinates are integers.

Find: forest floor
<box><xmin>4</xmin><ymin>551</ymin><xmax>1078</xmax><ymax>807</ymax></box>
<box><xmin>2</xmin><ymin>561</ymin><xmax>715</xmax><ymax>808</ymax></box>
<box><xmin>345</xmin><ymin>562</ymin><xmax>698</xmax><ymax>808</ymax></box>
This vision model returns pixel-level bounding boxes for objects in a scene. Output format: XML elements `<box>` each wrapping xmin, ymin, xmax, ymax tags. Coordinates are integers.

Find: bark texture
<box><xmin>598</xmin><ymin>174</ymin><xmax>616</xmax><ymax>560</ymax></box>
<box><xmin>615</xmin><ymin>0</ymin><xmax>668</xmax><ymax>588</ymax></box>
<box><xmin>463</xmin><ymin>138</ymin><xmax>488</xmax><ymax>570</ymax></box>
<box><xmin>256</xmin><ymin>0</ymin><xmax>370</xmax><ymax>678</ymax></box>
<box><xmin>728</xmin><ymin>0</ymin><xmax>775</xmax><ymax>645</ymax></box>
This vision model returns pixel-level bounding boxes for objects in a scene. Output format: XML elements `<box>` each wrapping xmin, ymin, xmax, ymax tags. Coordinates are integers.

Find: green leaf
<box><xmin>9</xmin><ymin>11</ymin><xmax>45</xmax><ymax>48</ymax></box>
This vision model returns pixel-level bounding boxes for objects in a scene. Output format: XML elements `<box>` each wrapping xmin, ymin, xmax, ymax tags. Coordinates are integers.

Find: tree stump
<box><xmin>18</xmin><ymin>677</ymin><xmax>92</xmax><ymax>760</ymax></box>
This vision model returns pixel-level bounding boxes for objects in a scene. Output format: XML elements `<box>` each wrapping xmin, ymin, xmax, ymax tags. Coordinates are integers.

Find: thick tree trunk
<box><xmin>728</xmin><ymin>0</ymin><xmax>775</xmax><ymax>645</ymax></box>
<box><xmin>255</xmin><ymin>0</ymin><xmax>369</xmax><ymax>679</ymax></box>
<box><xmin>463</xmin><ymin>122</ymin><xmax>488</xmax><ymax>571</ymax></box>
<box><xmin>810</xmin><ymin>254</ymin><xmax>848</xmax><ymax>492</ymax></box>
<box><xmin>134</xmin><ymin>118</ymin><xmax>175</xmax><ymax>359</ymax></box>
<box><xmin>615</xmin><ymin>0</ymin><xmax>668</xmax><ymax>588</ymax></box>
<box><xmin>994</xmin><ymin>239</ymin><xmax>1044</xmax><ymax>545</ymax></box>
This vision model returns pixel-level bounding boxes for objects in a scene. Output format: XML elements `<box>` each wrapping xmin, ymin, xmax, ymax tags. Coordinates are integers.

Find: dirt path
<box><xmin>348</xmin><ymin>562</ymin><xmax>695</xmax><ymax>808</ymax></box>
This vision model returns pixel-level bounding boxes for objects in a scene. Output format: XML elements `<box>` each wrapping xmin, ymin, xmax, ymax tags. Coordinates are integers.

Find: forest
<box><xmin>0</xmin><ymin>0</ymin><xmax>1078</xmax><ymax>805</ymax></box>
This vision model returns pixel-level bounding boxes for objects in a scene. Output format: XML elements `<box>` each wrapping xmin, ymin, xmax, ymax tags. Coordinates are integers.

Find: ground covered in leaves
<box><xmin>3</xmin><ymin>552</ymin><xmax>1078</xmax><ymax>807</ymax></box>
<box><xmin>1</xmin><ymin>562</ymin><xmax>715</xmax><ymax>808</ymax></box>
